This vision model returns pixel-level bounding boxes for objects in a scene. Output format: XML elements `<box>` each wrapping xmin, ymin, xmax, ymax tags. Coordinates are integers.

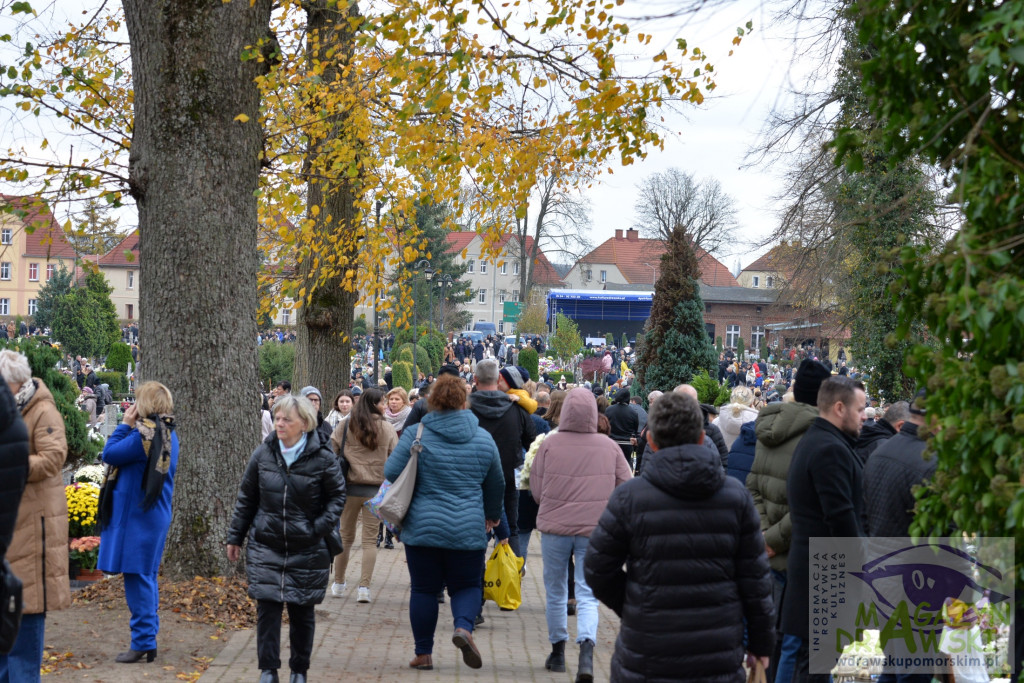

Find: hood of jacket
<box><xmin>755</xmin><ymin>401</ymin><xmax>818</xmax><ymax>448</ymax></box>
<box><xmin>422</xmin><ymin>408</ymin><xmax>480</xmax><ymax>444</ymax></box>
<box><xmin>737</xmin><ymin>419</ymin><xmax>757</xmax><ymax>449</ymax></box>
<box><xmin>558</xmin><ymin>387</ymin><xmax>597</xmax><ymax>433</ymax></box>
<box><xmin>468</xmin><ymin>390</ymin><xmax>514</xmax><ymax>420</ymax></box>
<box><xmin>643</xmin><ymin>441</ymin><xmax>725</xmax><ymax>500</ymax></box>
<box><xmin>717</xmin><ymin>403</ymin><xmax>759</xmax><ymax>433</ymax></box>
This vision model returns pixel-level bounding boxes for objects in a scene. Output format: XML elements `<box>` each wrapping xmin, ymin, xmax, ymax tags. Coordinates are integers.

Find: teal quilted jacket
<box><xmin>383</xmin><ymin>409</ymin><xmax>504</xmax><ymax>550</ymax></box>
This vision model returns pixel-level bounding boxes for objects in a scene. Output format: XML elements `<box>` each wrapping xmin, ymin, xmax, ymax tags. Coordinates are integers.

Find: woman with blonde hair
<box><xmin>226</xmin><ymin>394</ymin><xmax>346</xmax><ymax>683</ymax></box>
<box><xmin>0</xmin><ymin>349</ymin><xmax>70</xmax><ymax>680</ymax></box>
<box><xmin>97</xmin><ymin>381</ymin><xmax>179</xmax><ymax>664</ymax></box>
<box><xmin>713</xmin><ymin>385</ymin><xmax>759</xmax><ymax>450</ymax></box>
<box><xmin>383</xmin><ymin>387</ymin><xmax>411</xmax><ymax>437</ymax></box>
<box><xmin>328</xmin><ymin>387</ymin><xmax>397</xmax><ymax>602</ymax></box>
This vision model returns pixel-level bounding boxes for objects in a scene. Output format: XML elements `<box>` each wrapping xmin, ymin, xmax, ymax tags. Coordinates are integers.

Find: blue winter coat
<box><xmin>384</xmin><ymin>409</ymin><xmax>504</xmax><ymax>550</ymax></box>
<box><xmin>725</xmin><ymin>421</ymin><xmax>757</xmax><ymax>485</ymax></box>
<box><xmin>97</xmin><ymin>423</ymin><xmax>179</xmax><ymax>574</ymax></box>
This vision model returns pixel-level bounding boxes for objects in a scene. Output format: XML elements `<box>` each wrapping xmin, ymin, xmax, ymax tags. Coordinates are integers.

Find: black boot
<box><xmin>576</xmin><ymin>639</ymin><xmax>594</xmax><ymax>682</ymax></box>
<box><xmin>115</xmin><ymin>648</ymin><xmax>157</xmax><ymax>663</ymax></box>
<box><xmin>384</xmin><ymin>528</ymin><xmax>395</xmax><ymax>549</ymax></box>
<box><xmin>376</xmin><ymin>524</ymin><xmax>383</xmax><ymax>548</ymax></box>
<box><xmin>258</xmin><ymin>671</ymin><xmax>279</xmax><ymax>683</ymax></box>
<box><xmin>545</xmin><ymin>640</ymin><xmax>566</xmax><ymax>672</ymax></box>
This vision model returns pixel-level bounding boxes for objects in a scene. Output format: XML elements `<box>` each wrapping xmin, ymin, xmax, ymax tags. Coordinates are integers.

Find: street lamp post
<box><xmin>436</xmin><ymin>274</ymin><xmax>454</xmax><ymax>333</ymax></box>
<box><xmin>644</xmin><ymin>263</ymin><xmax>658</xmax><ymax>287</ymax></box>
<box><xmin>373</xmin><ymin>199</ymin><xmax>385</xmax><ymax>385</ymax></box>
<box><xmin>412</xmin><ymin>259</ymin><xmax>433</xmax><ymax>382</ymax></box>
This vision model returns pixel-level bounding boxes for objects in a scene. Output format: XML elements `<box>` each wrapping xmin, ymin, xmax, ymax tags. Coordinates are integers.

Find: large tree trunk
<box><xmin>123</xmin><ymin>0</ymin><xmax>272</xmax><ymax>578</ymax></box>
<box><xmin>292</xmin><ymin>1</ymin><xmax>359</xmax><ymax>399</ymax></box>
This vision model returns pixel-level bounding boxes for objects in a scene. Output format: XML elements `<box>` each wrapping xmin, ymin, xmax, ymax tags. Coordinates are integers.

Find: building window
<box><xmin>480</xmin><ymin>260</ymin><xmax>487</xmax><ymax>274</ymax></box>
<box><xmin>0</xmin><ymin>229</ymin><xmax>10</xmax><ymax>245</ymax></box>
<box><xmin>513</xmin><ymin>262</ymin><xmax>520</xmax><ymax>275</ymax></box>
<box><xmin>726</xmin><ymin>324</ymin><xmax>740</xmax><ymax>348</ymax></box>
<box><xmin>28</xmin><ymin>263</ymin><xmax>38</xmax><ymax>281</ymax></box>
<box><xmin>600</xmin><ymin>270</ymin><xmax>607</xmax><ymax>283</ymax></box>
<box><xmin>766</xmin><ymin>276</ymin><xmax>774</xmax><ymax>288</ymax></box>
<box><xmin>467</xmin><ymin>259</ymin><xmax>474</xmax><ymax>273</ymax></box>
<box><xmin>0</xmin><ymin>263</ymin><xmax>10</xmax><ymax>280</ymax></box>
<box><xmin>498</xmin><ymin>289</ymin><xmax>506</xmax><ymax>303</ymax></box>
<box><xmin>512</xmin><ymin>289</ymin><xmax>520</xmax><ymax>302</ymax></box>
<box><xmin>752</xmin><ymin>276</ymin><xmax>760</xmax><ymax>288</ymax></box>
<box><xmin>498</xmin><ymin>321</ymin><xmax>505</xmax><ymax>333</ymax></box>
<box><xmin>478</xmin><ymin>288</ymin><xmax>486</xmax><ymax>304</ymax></box>
<box><xmin>127</xmin><ymin>270</ymin><xmax>135</xmax><ymax>289</ymax></box>
<box><xmin>0</xmin><ymin>299</ymin><xmax>8</xmax><ymax>315</ymax></box>
<box><xmin>46</xmin><ymin>264</ymin><xmax>55</xmax><ymax>280</ymax></box>
<box><xmin>126</xmin><ymin>303</ymin><xmax>134</xmax><ymax>320</ymax></box>
<box><xmin>282</xmin><ymin>308</ymin><xmax>291</xmax><ymax>325</ymax></box>
<box><xmin>500</xmin><ymin>262</ymin><xmax>507</xmax><ymax>275</ymax></box>
<box><xmin>27</xmin><ymin>299</ymin><xmax>37</xmax><ymax>316</ymax></box>
<box><xmin>752</xmin><ymin>325</ymin><xmax>765</xmax><ymax>350</ymax></box>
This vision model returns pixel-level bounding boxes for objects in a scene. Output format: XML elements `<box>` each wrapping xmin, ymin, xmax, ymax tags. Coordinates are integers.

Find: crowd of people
<box><xmin>1</xmin><ymin>325</ymin><xmax>1001</xmax><ymax>683</ymax></box>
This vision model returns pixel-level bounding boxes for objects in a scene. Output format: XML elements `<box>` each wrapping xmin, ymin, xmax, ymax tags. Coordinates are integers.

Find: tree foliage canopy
<box><xmin>636</xmin><ymin>227</ymin><xmax>717</xmax><ymax>391</ymax></box>
<box><xmin>841</xmin><ymin>0</ymin><xmax>1024</xmax><ymax>574</ymax></box>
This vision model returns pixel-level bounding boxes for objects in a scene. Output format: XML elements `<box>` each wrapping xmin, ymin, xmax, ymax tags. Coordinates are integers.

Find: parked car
<box><xmin>458</xmin><ymin>330</ymin><xmax>485</xmax><ymax>344</ymax></box>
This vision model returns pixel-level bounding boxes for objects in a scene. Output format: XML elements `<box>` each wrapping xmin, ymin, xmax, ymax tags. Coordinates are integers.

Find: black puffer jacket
<box><xmin>862</xmin><ymin>423</ymin><xmax>932</xmax><ymax>537</ymax></box>
<box><xmin>226</xmin><ymin>429</ymin><xmax>346</xmax><ymax>605</ymax></box>
<box><xmin>0</xmin><ymin>382</ymin><xmax>29</xmax><ymax>560</ymax></box>
<box><xmin>585</xmin><ymin>442</ymin><xmax>775</xmax><ymax>683</ymax></box>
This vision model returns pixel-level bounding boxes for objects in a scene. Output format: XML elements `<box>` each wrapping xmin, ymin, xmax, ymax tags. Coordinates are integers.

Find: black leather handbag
<box><xmin>0</xmin><ymin>559</ymin><xmax>23</xmax><ymax>655</ymax></box>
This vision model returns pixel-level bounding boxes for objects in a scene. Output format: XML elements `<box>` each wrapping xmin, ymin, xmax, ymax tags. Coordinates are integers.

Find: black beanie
<box><xmin>793</xmin><ymin>359</ymin><xmax>831</xmax><ymax>406</ymax></box>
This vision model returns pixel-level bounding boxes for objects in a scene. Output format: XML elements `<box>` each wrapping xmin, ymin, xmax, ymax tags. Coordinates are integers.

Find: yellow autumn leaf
<box><xmin>233</xmin><ymin>113</ymin><xmax>250</xmax><ymax>123</ymax></box>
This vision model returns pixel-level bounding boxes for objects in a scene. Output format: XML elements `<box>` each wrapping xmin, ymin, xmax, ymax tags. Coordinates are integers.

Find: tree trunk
<box><xmin>292</xmin><ymin>1</ymin><xmax>359</xmax><ymax>400</ymax></box>
<box><xmin>123</xmin><ymin>0</ymin><xmax>272</xmax><ymax>578</ymax></box>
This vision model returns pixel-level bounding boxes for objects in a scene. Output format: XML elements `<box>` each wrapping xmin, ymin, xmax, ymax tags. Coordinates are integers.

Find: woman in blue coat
<box><xmin>386</xmin><ymin>374</ymin><xmax>504</xmax><ymax>673</ymax></box>
<box><xmin>97</xmin><ymin>382</ymin><xmax>179</xmax><ymax>664</ymax></box>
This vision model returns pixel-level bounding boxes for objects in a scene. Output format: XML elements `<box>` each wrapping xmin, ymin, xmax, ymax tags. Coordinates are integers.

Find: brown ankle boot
<box><xmin>409</xmin><ymin>654</ymin><xmax>433</xmax><ymax>670</ymax></box>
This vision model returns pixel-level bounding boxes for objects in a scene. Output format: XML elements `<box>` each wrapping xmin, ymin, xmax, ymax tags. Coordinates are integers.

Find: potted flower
<box><xmin>69</xmin><ymin>536</ymin><xmax>102</xmax><ymax>580</ymax></box>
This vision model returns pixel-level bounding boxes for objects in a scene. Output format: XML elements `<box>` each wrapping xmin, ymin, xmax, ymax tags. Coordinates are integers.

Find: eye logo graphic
<box><xmin>851</xmin><ymin>543</ymin><xmax>1010</xmax><ymax>635</ymax></box>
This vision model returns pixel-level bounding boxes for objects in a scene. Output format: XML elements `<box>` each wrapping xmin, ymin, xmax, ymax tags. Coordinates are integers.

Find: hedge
<box><xmin>391</xmin><ymin>361</ymin><xmax>413</xmax><ymax>391</ymax></box>
<box><xmin>104</xmin><ymin>342</ymin><xmax>134</xmax><ymax>372</ymax></box>
<box><xmin>96</xmin><ymin>371</ymin><xmax>129</xmax><ymax>395</ymax></box>
<box><xmin>518</xmin><ymin>347</ymin><xmax>539</xmax><ymax>384</ymax></box>
<box><xmin>392</xmin><ymin>344</ymin><xmax>431</xmax><ymax>377</ymax></box>
<box><xmin>545</xmin><ymin>370</ymin><xmax>573</xmax><ymax>385</ymax></box>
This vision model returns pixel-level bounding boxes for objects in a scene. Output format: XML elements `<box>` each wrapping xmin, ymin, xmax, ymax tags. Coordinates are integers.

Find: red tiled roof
<box><xmin>742</xmin><ymin>243</ymin><xmax>799</xmax><ymax>280</ymax></box>
<box><xmin>1</xmin><ymin>195</ymin><xmax>78</xmax><ymax>259</ymax></box>
<box><xmin>98</xmin><ymin>230</ymin><xmax>140</xmax><ymax>267</ymax></box>
<box><xmin>581</xmin><ymin>229</ymin><xmax>738</xmax><ymax>287</ymax></box>
<box><xmin>445</xmin><ymin>232</ymin><xmax>564</xmax><ymax>286</ymax></box>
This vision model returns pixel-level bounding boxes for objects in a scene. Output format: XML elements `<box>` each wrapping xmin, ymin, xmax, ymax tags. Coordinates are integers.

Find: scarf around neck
<box><xmin>15</xmin><ymin>379</ymin><xmax>37</xmax><ymax>413</ymax></box>
<box><xmin>139</xmin><ymin>414</ymin><xmax>176</xmax><ymax>511</ymax></box>
<box><xmin>384</xmin><ymin>405</ymin><xmax>411</xmax><ymax>431</ymax></box>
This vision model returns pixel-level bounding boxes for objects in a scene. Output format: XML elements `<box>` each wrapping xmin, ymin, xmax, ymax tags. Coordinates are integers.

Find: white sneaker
<box><xmin>330</xmin><ymin>582</ymin><xmax>347</xmax><ymax>597</ymax></box>
<box><xmin>357</xmin><ymin>586</ymin><xmax>371</xmax><ymax>603</ymax></box>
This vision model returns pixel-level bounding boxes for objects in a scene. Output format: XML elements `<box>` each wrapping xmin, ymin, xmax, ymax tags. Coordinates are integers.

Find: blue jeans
<box><xmin>405</xmin><ymin>545</ymin><xmax>484</xmax><ymax>655</ymax></box>
<box><xmin>774</xmin><ymin>634</ymin><xmax>802</xmax><ymax>683</ymax></box>
<box><xmin>541</xmin><ymin>533</ymin><xmax>597</xmax><ymax>644</ymax></box>
<box><xmin>124</xmin><ymin>572</ymin><xmax>160</xmax><ymax>651</ymax></box>
<box><xmin>0</xmin><ymin>612</ymin><xmax>45</xmax><ymax>683</ymax></box>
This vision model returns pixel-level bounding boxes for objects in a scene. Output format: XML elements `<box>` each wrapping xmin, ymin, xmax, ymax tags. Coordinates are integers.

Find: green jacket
<box><xmin>746</xmin><ymin>401</ymin><xmax>817</xmax><ymax>572</ymax></box>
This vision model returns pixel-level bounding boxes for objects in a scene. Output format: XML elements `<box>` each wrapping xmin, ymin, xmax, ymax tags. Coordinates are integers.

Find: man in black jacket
<box><xmin>782</xmin><ymin>376</ymin><xmax>867</xmax><ymax>683</ymax></box>
<box><xmin>469</xmin><ymin>359</ymin><xmax>535</xmax><ymax>556</ymax></box>
<box><xmin>854</xmin><ymin>400</ymin><xmax>908</xmax><ymax>464</ymax></box>
<box><xmin>585</xmin><ymin>392</ymin><xmax>775</xmax><ymax>682</ymax></box>
<box><xmin>862</xmin><ymin>392</ymin><xmax>931</xmax><ymax>537</ymax></box>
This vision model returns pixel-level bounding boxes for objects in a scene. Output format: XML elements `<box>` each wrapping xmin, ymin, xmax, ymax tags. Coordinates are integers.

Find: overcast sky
<box><xmin>576</xmin><ymin>0</ymin><xmax>809</xmax><ymax>270</ymax></box>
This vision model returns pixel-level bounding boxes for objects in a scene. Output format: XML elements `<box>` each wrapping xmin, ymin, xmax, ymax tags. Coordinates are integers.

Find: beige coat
<box><xmin>330</xmin><ymin>415</ymin><xmax>398</xmax><ymax>488</ymax></box>
<box><xmin>9</xmin><ymin>379</ymin><xmax>71</xmax><ymax>614</ymax></box>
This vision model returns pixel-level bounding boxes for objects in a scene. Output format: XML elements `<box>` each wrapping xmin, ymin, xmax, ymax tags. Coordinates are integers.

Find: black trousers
<box><xmin>256</xmin><ymin>600</ymin><xmax>316</xmax><ymax>673</ymax></box>
<box><xmin>503</xmin><ymin>477</ymin><xmax>520</xmax><ymax>556</ymax></box>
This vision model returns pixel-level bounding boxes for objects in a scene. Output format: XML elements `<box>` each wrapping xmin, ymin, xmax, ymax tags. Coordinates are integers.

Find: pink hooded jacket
<box><xmin>531</xmin><ymin>388</ymin><xmax>632</xmax><ymax>536</ymax></box>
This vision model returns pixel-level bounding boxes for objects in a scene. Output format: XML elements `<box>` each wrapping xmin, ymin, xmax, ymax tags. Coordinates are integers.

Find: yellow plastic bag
<box><xmin>483</xmin><ymin>543</ymin><xmax>525</xmax><ymax>610</ymax></box>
